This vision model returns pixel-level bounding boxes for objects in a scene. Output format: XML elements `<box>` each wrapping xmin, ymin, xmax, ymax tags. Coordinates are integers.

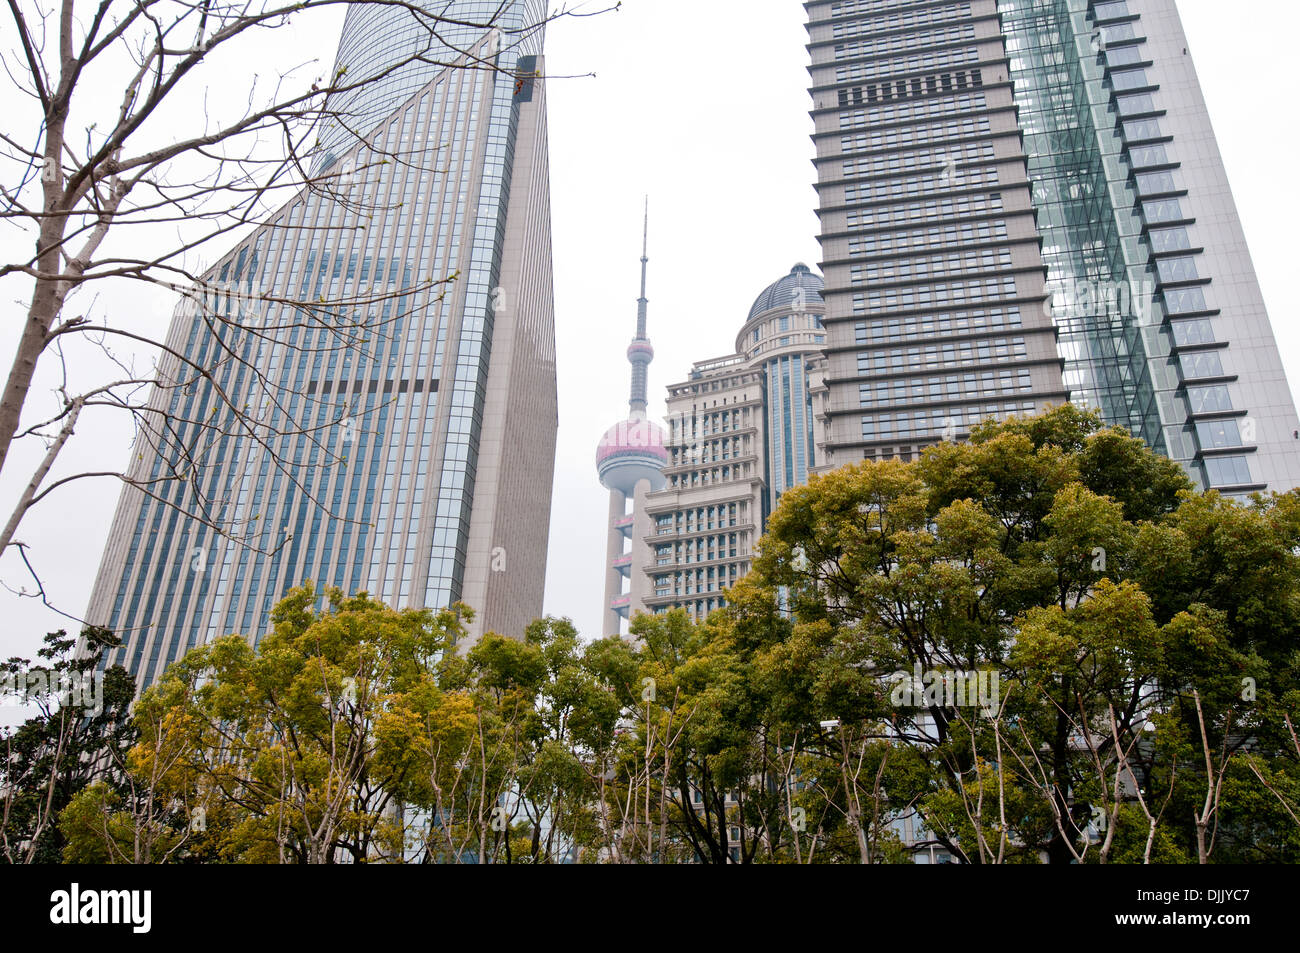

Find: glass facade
<box><xmin>88</xmin><ymin>1</ymin><xmax>554</xmax><ymax>687</ymax></box>
<box><xmin>766</xmin><ymin>354</ymin><xmax>816</xmax><ymax>500</ymax></box>
<box><xmin>1000</xmin><ymin>0</ymin><xmax>1168</xmax><ymax>454</ymax></box>
<box><xmin>807</xmin><ymin>0</ymin><xmax>1300</xmax><ymax>492</ymax></box>
<box><xmin>315</xmin><ymin>0</ymin><xmax>546</xmax><ymax>170</ymax></box>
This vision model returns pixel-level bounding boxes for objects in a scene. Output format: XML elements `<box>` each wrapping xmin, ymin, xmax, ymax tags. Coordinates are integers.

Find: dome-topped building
<box><xmin>746</xmin><ymin>263</ymin><xmax>825</xmax><ymax>321</ymax></box>
<box><xmin>734</xmin><ymin>264</ymin><xmax>828</xmax><ymax>502</ymax></box>
<box><xmin>636</xmin><ymin>263</ymin><xmax>831</xmax><ymax>626</ymax></box>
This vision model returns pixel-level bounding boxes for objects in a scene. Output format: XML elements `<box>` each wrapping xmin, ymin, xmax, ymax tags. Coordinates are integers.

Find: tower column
<box><xmin>602</xmin><ymin>489</ymin><xmax>629</xmax><ymax>636</ymax></box>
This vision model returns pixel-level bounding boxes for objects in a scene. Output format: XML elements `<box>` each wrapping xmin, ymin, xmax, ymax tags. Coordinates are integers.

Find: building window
<box><xmin>1142</xmin><ymin>198</ymin><xmax>1183</xmax><ymax>224</ymax></box>
<box><xmin>1106</xmin><ymin>46</ymin><xmax>1144</xmax><ymax>67</ymax></box>
<box><xmin>1128</xmin><ymin>143</ymin><xmax>1169</xmax><ymax>168</ymax></box>
<box><xmin>1111</xmin><ymin>69</ymin><xmax>1149</xmax><ymax>92</ymax></box>
<box><xmin>1164</xmin><ymin>287</ymin><xmax>1207</xmax><ymax>314</ymax></box>
<box><xmin>1156</xmin><ymin>256</ymin><xmax>1199</xmax><ymax>283</ymax></box>
<box><xmin>1123</xmin><ymin>117</ymin><xmax>1163</xmax><ymax>141</ymax></box>
<box><xmin>1180</xmin><ymin>350</ymin><xmax>1224</xmax><ymax>380</ymax></box>
<box><xmin>1186</xmin><ymin>384</ymin><xmax>1232</xmax><ymax>414</ymax></box>
<box><xmin>1135</xmin><ymin>170</ymin><xmax>1177</xmax><ymax>194</ymax></box>
<box><xmin>1204</xmin><ymin>455</ymin><xmax>1254</xmax><ymax>487</ymax></box>
<box><xmin>1171</xmin><ymin>318</ymin><xmax>1216</xmax><ymax>347</ymax></box>
<box><xmin>1149</xmin><ymin>226</ymin><xmax>1191</xmax><ymax>252</ymax></box>
<box><xmin>1117</xmin><ymin>93</ymin><xmax>1156</xmax><ymax>116</ymax></box>
<box><xmin>1196</xmin><ymin>419</ymin><xmax>1244</xmax><ymax>450</ymax></box>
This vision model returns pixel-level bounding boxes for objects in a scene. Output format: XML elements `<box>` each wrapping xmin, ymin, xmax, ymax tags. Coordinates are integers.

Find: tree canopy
<box><xmin>9</xmin><ymin>406</ymin><xmax>1300</xmax><ymax>862</ymax></box>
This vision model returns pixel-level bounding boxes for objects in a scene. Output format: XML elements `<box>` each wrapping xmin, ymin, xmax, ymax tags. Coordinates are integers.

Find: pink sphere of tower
<box><xmin>596</xmin><ymin>416</ymin><xmax>668</xmax><ymax>496</ymax></box>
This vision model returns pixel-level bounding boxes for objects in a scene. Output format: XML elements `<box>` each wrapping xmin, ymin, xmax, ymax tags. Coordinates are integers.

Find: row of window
<box><xmin>668</xmin><ymin>436</ymin><xmax>750</xmax><ymax>466</ymax></box>
<box><xmin>841</xmin><ymin>114</ymin><xmax>991</xmax><ymax>154</ymax></box>
<box><xmin>654</xmin><ymin>546</ymin><xmax>743</xmax><ymax>571</ymax></box>
<box><xmin>845</xmin><ymin>190</ymin><xmax>1003</xmax><ymax>229</ymax></box>
<box><xmin>838</xmin><ymin>92</ymin><xmax>987</xmax><ymax>130</ymax></box>
<box><xmin>653</xmin><ymin>570</ymin><xmax>741</xmax><ymax>599</ymax></box>
<box><xmin>850</xmin><ymin>218</ymin><xmax>1008</xmax><ymax>257</ymax></box>
<box><xmin>667</xmin><ymin>465</ymin><xmax>751</xmax><ymax>489</ymax></box>
<box><xmin>829</xmin><ymin>0</ymin><xmax>942</xmax><ymax>17</ymax></box>
<box><xmin>654</xmin><ymin>504</ymin><xmax>747</xmax><ymax>533</ymax></box>
<box><xmin>667</xmin><ymin>408</ymin><xmax>749</xmax><ymax>442</ymax></box>
<box><xmin>854</xmin><ymin>306</ymin><xmax>1025</xmax><ymax>344</ymax></box>
<box><xmin>830</xmin><ymin>2</ymin><xmax>970</xmax><ymax>39</ymax></box>
<box><xmin>834</xmin><ymin>44</ymin><xmax>979</xmax><ymax>85</ymax></box>
<box><xmin>656</xmin><ymin>533</ymin><xmax>741</xmax><ymax>559</ymax></box>
<box><xmin>833</xmin><ymin>23</ymin><xmax>976</xmax><ymax>62</ymax></box>
<box><xmin>861</xmin><ymin>400</ymin><xmax>1039</xmax><ymax>441</ymax></box>
<box><xmin>842</xmin><ymin>138</ymin><xmax>994</xmax><ymax>178</ymax></box>
<box><xmin>858</xmin><ymin>336</ymin><xmax>1028</xmax><ymax>374</ymax></box>
<box><xmin>839</xmin><ymin>69</ymin><xmax>986</xmax><ymax>107</ymax></box>
<box><xmin>853</xmin><ymin>246</ymin><xmax>1012</xmax><ymax>284</ymax></box>
<box><xmin>839</xmin><ymin>69</ymin><xmax>986</xmax><ymax>112</ymax></box>
<box><xmin>859</xmin><ymin>368</ymin><xmax>1033</xmax><ymax>408</ymax></box>
<box><xmin>856</xmin><ymin>274</ymin><xmax>1018</xmax><ymax>313</ymax></box>
<box><xmin>843</xmin><ymin>164</ymin><xmax>1000</xmax><ymax>204</ymax></box>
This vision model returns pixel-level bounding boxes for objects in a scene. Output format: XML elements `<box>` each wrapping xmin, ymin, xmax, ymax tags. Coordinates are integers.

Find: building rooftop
<box><xmin>746</xmin><ymin>263</ymin><xmax>825</xmax><ymax>321</ymax></box>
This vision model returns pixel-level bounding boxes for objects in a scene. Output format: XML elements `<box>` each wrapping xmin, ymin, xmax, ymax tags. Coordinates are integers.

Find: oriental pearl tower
<box><xmin>596</xmin><ymin>203</ymin><xmax>668</xmax><ymax>635</ymax></box>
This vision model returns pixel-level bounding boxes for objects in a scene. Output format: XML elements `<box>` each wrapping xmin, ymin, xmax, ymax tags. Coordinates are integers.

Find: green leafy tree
<box><xmin>743</xmin><ymin>405</ymin><xmax>1300</xmax><ymax>863</ymax></box>
<box><xmin>1</xmin><ymin>627</ymin><xmax>135</xmax><ymax>863</ymax></box>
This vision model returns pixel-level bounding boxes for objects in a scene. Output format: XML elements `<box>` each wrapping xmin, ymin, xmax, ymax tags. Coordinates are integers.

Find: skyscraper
<box><xmin>86</xmin><ymin>0</ymin><xmax>557</xmax><ymax>686</ymax></box>
<box><xmin>806</xmin><ymin>0</ymin><xmax>1300</xmax><ymax>492</ymax></box>
<box><xmin>596</xmin><ymin>209</ymin><xmax>668</xmax><ymax>636</ymax></box>
<box><xmin>639</xmin><ymin>265</ymin><xmax>830</xmax><ymax>622</ymax></box>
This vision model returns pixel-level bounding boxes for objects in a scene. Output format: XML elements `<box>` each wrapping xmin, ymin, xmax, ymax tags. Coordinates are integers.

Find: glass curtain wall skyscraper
<box><xmin>806</xmin><ymin>0</ymin><xmax>1300</xmax><ymax>492</ymax></box>
<box><xmin>86</xmin><ymin>0</ymin><xmax>557</xmax><ymax>687</ymax></box>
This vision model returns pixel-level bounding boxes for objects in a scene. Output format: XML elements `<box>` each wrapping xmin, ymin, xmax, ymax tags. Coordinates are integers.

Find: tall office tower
<box><xmin>86</xmin><ymin>1</ymin><xmax>557</xmax><ymax>687</ymax></box>
<box><xmin>596</xmin><ymin>211</ymin><xmax>669</xmax><ymax>636</ymax></box>
<box><xmin>806</xmin><ymin>0</ymin><xmax>1300</xmax><ymax>493</ymax></box>
<box><xmin>641</xmin><ymin>265</ymin><xmax>830</xmax><ymax>622</ymax></box>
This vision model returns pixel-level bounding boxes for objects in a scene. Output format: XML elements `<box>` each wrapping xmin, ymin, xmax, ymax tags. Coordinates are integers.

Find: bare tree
<box><xmin>0</xmin><ymin>0</ymin><xmax>609</xmax><ymax>618</ymax></box>
<box><xmin>1244</xmin><ymin>714</ymin><xmax>1300</xmax><ymax>831</ymax></box>
<box><xmin>1191</xmin><ymin>688</ymin><xmax>1232</xmax><ymax>865</ymax></box>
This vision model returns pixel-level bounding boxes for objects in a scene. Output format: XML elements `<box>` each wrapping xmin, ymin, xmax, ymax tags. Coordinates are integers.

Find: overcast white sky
<box><xmin>1</xmin><ymin>0</ymin><xmax>1297</xmax><ymax>672</ymax></box>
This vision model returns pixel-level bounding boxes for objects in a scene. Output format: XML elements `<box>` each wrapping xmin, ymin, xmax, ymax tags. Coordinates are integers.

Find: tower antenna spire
<box><xmin>628</xmin><ymin>198</ymin><xmax>653</xmax><ymax>416</ymax></box>
<box><xmin>637</xmin><ymin>196</ymin><xmax>649</xmax><ymax>313</ymax></box>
